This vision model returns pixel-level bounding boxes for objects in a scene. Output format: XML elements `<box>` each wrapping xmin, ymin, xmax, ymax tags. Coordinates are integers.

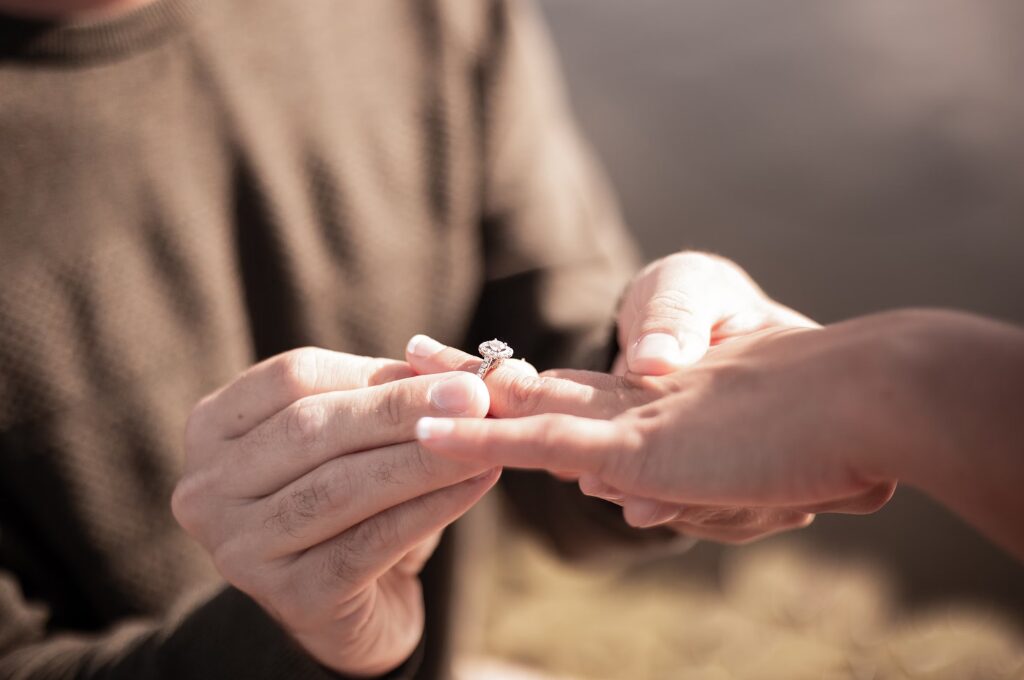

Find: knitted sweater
<box><xmin>0</xmin><ymin>0</ymin><xmax>647</xmax><ymax>677</ymax></box>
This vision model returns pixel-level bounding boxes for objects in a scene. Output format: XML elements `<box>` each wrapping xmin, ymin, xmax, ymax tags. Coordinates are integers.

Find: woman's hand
<box><xmin>410</xmin><ymin>320</ymin><xmax>906</xmax><ymax>544</ymax></box>
<box><xmin>608</xmin><ymin>251</ymin><xmax>824</xmax><ymax>532</ymax></box>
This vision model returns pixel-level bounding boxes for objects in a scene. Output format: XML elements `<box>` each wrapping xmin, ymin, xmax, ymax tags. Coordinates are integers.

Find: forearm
<box><xmin>860</xmin><ymin>309</ymin><xmax>1024</xmax><ymax>559</ymax></box>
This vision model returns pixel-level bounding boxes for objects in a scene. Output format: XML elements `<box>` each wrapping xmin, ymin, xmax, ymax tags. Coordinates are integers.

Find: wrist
<box><xmin>837</xmin><ymin>310</ymin><xmax>957</xmax><ymax>486</ymax></box>
<box><xmin>849</xmin><ymin>309</ymin><xmax>1024</xmax><ymax>495</ymax></box>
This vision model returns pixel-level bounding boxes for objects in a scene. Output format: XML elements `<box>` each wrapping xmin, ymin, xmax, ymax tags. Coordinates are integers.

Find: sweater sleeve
<box><xmin>467</xmin><ymin>0</ymin><xmax>693</xmax><ymax>561</ymax></box>
<box><xmin>469</xmin><ymin>0</ymin><xmax>641</xmax><ymax>372</ymax></box>
<box><xmin>0</xmin><ymin>576</ymin><xmax>423</xmax><ymax>680</ymax></box>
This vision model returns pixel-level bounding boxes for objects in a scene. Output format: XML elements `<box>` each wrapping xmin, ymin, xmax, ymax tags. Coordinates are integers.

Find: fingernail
<box><xmin>416</xmin><ymin>416</ymin><xmax>455</xmax><ymax>440</ymax></box>
<box><xmin>407</xmin><ymin>334</ymin><xmax>445</xmax><ymax>358</ymax></box>
<box><xmin>428</xmin><ymin>374</ymin><xmax>486</xmax><ymax>415</ymax></box>
<box><xmin>645</xmin><ymin>505</ymin><xmax>681</xmax><ymax>527</ymax></box>
<box><xmin>471</xmin><ymin>468</ymin><xmax>499</xmax><ymax>483</ymax></box>
<box><xmin>626</xmin><ymin>498</ymin><xmax>680</xmax><ymax>528</ymax></box>
<box><xmin>630</xmin><ymin>333</ymin><xmax>682</xmax><ymax>370</ymax></box>
<box><xmin>579</xmin><ymin>474</ymin><xmax>624</xmax><ymax>502</ymax></box>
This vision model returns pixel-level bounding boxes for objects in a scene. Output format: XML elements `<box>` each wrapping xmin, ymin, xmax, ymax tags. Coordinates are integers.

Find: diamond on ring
<box><xmin>476</xmin><ymin>338</ymin><xmax>514</xmax><ymax>379</ymax></box>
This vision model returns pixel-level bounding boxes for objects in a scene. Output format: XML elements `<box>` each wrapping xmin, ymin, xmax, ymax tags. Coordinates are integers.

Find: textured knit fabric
<box><xmin>0</xmin><ymin>0</ymin><xmax>646</xmax><ymax>678</ymax></box>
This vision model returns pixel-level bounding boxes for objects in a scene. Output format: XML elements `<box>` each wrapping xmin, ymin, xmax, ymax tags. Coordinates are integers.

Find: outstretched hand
<box><xmin>407</xmin><ymin>326</ymin><xmax>897</xmax><ymax>545</ymax></box>
<box><xmin>610</xmin><ymin>251</ymin><xmax>824</xmax><ymax>528</ymax></box>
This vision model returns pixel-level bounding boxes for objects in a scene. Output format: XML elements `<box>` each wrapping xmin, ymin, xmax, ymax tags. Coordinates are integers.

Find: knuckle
<box><xmin>366</xmin><ymin>358</ymin><xmax>414</xmax><ymax>386</ymax></box>
<box><xmin>356</xmin><ymin>512</ymin><xmax>400</xmax><ymax>555</ymax></box>
<box><xmin>266</xmin><ymin>470</ymin><xmax>341</xmax><ymax>537</ymax></box>
<box><xmin>376</xmin><ymin>385</ymin><xmax>406</xmax><ymax>429</ymax></box>
<box><xmin>409</xmin><ymin>443</ymin><xmax>437</xmax><ymax>479</ymax></box>
<box><xmin>321</xmin><ymin>511</ymin><xmax>401</xmax><ymax>588</ymax></box>
<box><xmin>183</xmin><ymin>394</ymin><xmax>219</xmax><ymax>453</ymax></box>
<box><xmin>533</xmin><ymin>414</ymin><xmax>567</xmax><ymax>450</ymax></box>
<box><xmin>367</xmin><ymin>459</ymin><xmax>400</xmax><ymax>486</ymax></box>
<box><xmin>319</xmin><ymin>463</ymin><xmax>354</xmax><ymax>512</ymax></box>
<box><xmin>283</xmin><ymin>399</ymin><xmax>327</xmax><ymax>449</ymax></box>
<box><xmin>603</xmin><ymin>419</ymin><xmax>649</xmax><ymax>486</ymax></box>
<box><xmin>170</xmin><ymin>473</ymin><xmax>216</xmax><ymax>539</ymax></box>
<box><xmin>276</xmin><ymin>347</ymin><xmax>322</xmax><ymax>398</ymax></box>
<box><xmin>169</xmin><ymin>478</ymin><xmax>199</xmax><ymax>533</ymax></box>
<box><xmin>503</xmin><ymin>375</ymin><xmax>546</xmax><ymax>415</ymax></box>
<box><xmin>211</xmin><ymin>537</ymin><xmax>251</xmax><ymax>586</ymax></box>
<box><xmin>265</xmin><ymin>495</ymin><xmax>298</xmax><ymax>537</ymax></box>
<box><xmin>321</xmin><ymin>462</ymin><xmax>358</xmax><ymax>510</ymax></box>
<box><xmin>324</xmin><ymin>537</ymin><xmax>363</xmax><ymax>586</ymax></box>
<box><xmin>642</xmin><ymin>289</ymin><xmax>698</xmax><ymax>323</ymax></box>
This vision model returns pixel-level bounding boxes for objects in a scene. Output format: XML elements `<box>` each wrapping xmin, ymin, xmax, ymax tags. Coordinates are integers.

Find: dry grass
<box><xmin>475</xmin><ymin>532</ymin><xmax>1024</xmax><ymax>680</ymax></box>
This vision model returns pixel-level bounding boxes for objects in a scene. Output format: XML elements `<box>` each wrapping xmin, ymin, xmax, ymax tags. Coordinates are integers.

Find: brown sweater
<box><xmin>0</xmin><ymin>0</ymin><xmax>654</xmax><ymax>678</ymax></box>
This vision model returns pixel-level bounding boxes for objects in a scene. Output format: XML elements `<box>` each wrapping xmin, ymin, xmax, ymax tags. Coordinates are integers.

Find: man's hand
<box><xmin>171</xmin><ymin>348</ymin><xmax>498</xmax><ymax>677</ymax></box>
<box><xmin>617</xmin><ymin>251</ymin><xmax>817</xmax><ymax>375</ymax></box>
<box><xmin>409</xmin><ymin>329</ymin><xmax>898</xmax><ymax>545</ymax></box>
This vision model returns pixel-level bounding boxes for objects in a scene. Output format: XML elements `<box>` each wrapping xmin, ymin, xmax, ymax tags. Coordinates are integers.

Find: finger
<box><xmin>621</xmin><ymin>256</ymin><xmax>722</xmax><ymax>375</ymax></box>
<box><xmin>406</xmin><ymin>335</ymin><xmax>634</xmax><ymax>419</ymax></box>
<box><xmin>393</xmin><ymin>531</ymin><xmax>442</xmax><ymax>576</ymax></box>
<box><xmin>611</xmin><ymin>352</ymin><xmax>628</xmax><ymax>376</ymax></box>
<box><xmin>416</xmin><ymin>413</ymin><xmax>637</xmax><ymax>475</ymax></box>
<box><xmin>665</xmin><ymin>509</ymin><xmax>815</xmax><ymax>545</ymax></box>
<box><xmin>621</xmin><ymin>497</ymin><xmax>681</xmax><ymax>528</ymax></box>
<box><xmin>663</xmin><ymin>512</ymin><xmax>815</xmax><ymax>544</ymax></box>
<box><xmin>792</xmin><ymin>481</ymin><xmax>896</xmax><ymax>515</ymax></box>
<box><xmin>224</xmin><ymin>371</ymin><xmax>490</xmax><ymax>496</ymax></box>
<box><xmin>197</xmin><ymin>347</ymin><xmax>416</xmax><ymax>439</ymax></box>
<box><xmin>578</xmin><ymin>473</ymin><xmax>625</xmax><ymax>502</ymax></box>
<box><xmin>289</xmin><ymin>468</ymin><xmax>500</xmax><ymax>603</ymax></box>
<box><xmin>406</xmin><ymin>334</ymin><xmax>538</xmax><ymax>378</ymax></box>
<box><xmin>249</xmin><ymin>442</ymin><xmax>487</xmax><ymax>557</ymax></box>
<box><xmin>672</xmin><ymin>505</ymin><xmax>813</xmax><ymax>529</ymax></box>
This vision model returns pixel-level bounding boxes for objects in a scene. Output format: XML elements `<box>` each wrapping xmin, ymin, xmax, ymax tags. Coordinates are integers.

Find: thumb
<box><xmin>626</xmin><ymin>289</ymin><xmax>713</xmax><ymax>375</ymax></box>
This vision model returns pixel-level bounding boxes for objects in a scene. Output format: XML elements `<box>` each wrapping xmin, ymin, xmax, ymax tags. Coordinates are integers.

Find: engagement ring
<box><xmin>476</xmin><ymin>339</ymin><xmax>513</xmax><ymax>379</ymax></box>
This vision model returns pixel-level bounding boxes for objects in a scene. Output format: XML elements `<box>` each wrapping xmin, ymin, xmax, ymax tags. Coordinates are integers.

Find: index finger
<box><xmin>195</xmin><ymin>347</ymin><xmax>415</xmax><ymax>439</ymax></box>
<box><xmin>415</xmin><ymin>413</ymin><xmax>638</xmax><ymax>476</ymax></box>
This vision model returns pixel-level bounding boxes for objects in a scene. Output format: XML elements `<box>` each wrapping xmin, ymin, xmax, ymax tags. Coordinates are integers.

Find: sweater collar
<box><xmin>0</xmin><ymin>0</ymin><xmax>197</xmax><ymax>62</ymax></box>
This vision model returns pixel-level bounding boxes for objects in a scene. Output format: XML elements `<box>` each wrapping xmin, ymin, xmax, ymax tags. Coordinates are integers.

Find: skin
<box><xmin>416</xmin><ymin>309</ymin><xmax>1024</xmax><ymax>560</ymax></box>
<box><xmin>173</xmin><ymin>349</ymin><xmax>500</xmax><ymax>676</ymax></box>
<box><xmin>409</xmin><ymin>252</ymin><xmax>833</xmax><ymax>542</ymax></box>
<box><xmin>25</xmin><ymin>0</ymin><xmax>1008</xmax><ymax>664</ymax></box>
<box><xmin>172</xmin><ymin>251</ymin><xmax>811</xmax><ymax>674</ymax></box>
<box><xmin>609</xmin><ymin>251</ymin><xmax>822</xmax><ymax>530</ymax></box>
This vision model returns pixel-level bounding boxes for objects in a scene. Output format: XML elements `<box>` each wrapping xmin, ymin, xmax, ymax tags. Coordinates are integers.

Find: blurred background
<box><xmin>473</xmin><ymin>1</ymin><xmax>1024</xmax><ymax>678</ymax></box>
